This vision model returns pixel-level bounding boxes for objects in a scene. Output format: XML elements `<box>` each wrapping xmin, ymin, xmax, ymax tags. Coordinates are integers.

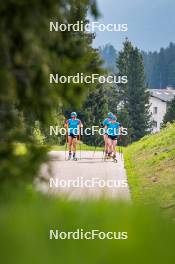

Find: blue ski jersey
<box><xmin>107</xmin><ymin>122</ymin><xmax>121</xmax><ymax>136</ymax></box>
<box><xmin>102</xmin><ymin>118</ymin><xmax>111</xmax><ymax>134</ymax></box>
<box><xmin>66</xmin><ymin>119</ymin><xmax>81</xmax><ymax>135</ymax></box>
<box><xmin>102</xmin><ymin>118</ymin><xmax>110</xmax><ymax>127</ymax></box>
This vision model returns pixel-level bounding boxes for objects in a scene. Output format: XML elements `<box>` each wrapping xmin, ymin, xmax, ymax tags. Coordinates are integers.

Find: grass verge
<box><xmin>1</xmin><ymin>189</ymin><xmax>175</xmax><ymax>264</ymax></box>
<box><xmin>124</xmin><ymin>123</ymin><xmax>175</xmax><ymax>219</ymax></box>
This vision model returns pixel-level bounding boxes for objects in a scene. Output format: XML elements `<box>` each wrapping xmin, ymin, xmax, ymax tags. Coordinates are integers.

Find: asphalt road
<box><xmin>37</xmin><ymin>151</ymin><xmax>130</xmax><ymax>200</ymax></box>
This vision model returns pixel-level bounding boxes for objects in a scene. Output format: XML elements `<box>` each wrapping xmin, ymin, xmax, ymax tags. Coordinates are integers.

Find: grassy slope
<box><xmin>124</xmin><ymin>124</ymin><xmax>175</xmax><ymax>218</ymax></box>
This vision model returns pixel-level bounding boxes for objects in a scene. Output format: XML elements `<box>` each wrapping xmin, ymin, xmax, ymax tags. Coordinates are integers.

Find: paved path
<box><xmin>37</xmin><ymin>151</ymin><xmax>130</xmax><ymax>200</ymax></box>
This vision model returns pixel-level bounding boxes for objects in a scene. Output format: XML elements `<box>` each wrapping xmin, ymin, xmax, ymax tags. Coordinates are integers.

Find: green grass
<box><xmin>13</xmin><ymin>142</ymin><xmax>104</xmax><ymax>152</ymax></box>
<box><xmin>1</xmin><ymin>189</ymin><xmax>175</xmax><ymax>264</ymax></box>
<box><xmin>124</xmin><ymin>123</ymin><xmax>175</xmax><ymax>219</ymax></box>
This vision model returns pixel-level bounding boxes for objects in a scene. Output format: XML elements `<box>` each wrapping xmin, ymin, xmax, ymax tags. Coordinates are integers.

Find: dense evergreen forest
<box><xmin>100</xmin><ymin>42</ymin><xmax>175</xmax><ymax>89</ymax></box>
<box><xmin>99</xmin><ymin>44</ymin><xmax>118</xmax><ymax>73</ymax></box>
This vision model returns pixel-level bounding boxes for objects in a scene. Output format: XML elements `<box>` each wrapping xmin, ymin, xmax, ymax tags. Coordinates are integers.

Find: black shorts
<box><xmin>69</xmin><ymin>133</ymin><xmax>78</xmax><ymax>138</ymax></box>
<box><xmin>108</xmin><ymin>135</ymin><xmax>118</xmax><ymax>141</ymax></box>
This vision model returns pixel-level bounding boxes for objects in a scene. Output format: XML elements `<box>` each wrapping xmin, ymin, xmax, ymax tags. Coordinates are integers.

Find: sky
<box><xmin>92</xmin><ymin>0</ymin><xmax>175</xmax><ymax>52</ymax></box>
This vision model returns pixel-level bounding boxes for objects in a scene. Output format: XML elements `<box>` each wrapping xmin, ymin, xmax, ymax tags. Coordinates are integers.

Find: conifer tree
<box><xmin>117</xmin><ymin>39</ymin><xmax>151</xmax><ymax>143</ymax></box>
<box><xmin>80</xmin><ymin>84</ymin><xmax>108</xmax><ymax>146</ymax></box>
<box><xmin>0</xmin><ymin>0</ymin><xmax>100</xmax><ymax>185</ymax></box>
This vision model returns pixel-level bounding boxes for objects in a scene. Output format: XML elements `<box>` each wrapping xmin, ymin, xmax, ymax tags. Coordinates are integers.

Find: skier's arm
<box><xmin>104</xmin><ymin>125</ymin><xmax>108</xmax><ymax>131</ymax></box>
<box><xmin>79</xmin><ymin>120</ymin><xmax>83</xmax><ymax>128</ymax></box>
<box><xmin>64</xmin><ymin>120</ymin><xmax>69</xmax><ymax>134</ymax></box>
<box><xmin>64</xmin><ymin>120</ymin><xmax>68</xmax><ymax>128</ymax></box>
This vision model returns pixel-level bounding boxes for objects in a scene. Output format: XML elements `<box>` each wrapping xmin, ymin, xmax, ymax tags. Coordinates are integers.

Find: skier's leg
<box><xmin>107</xmin><ymin>137</ymin><xmax>113</xmax><ymax>157</ymax></box>
<box><xmin>104</xmin><ymin>134</ymin><xmax>108</xmax><ymax>155</ymax></box>
<box><xmin>72</xmin><ymin>137</ymin><xmax>77</xmax><ymax>160</ymax></box>
<box><xmin>68</xmin><ymin>136</ymin><xmax>73</xmax><ymax>159</ymax></box>
<box><xmin>103</xmin><ymin>134</ymin><xmax>108</xmax><ymax>158</ymax></box>
<box><xmin>113</xmin><ymin>139</ymin><xmax>117</xmax><ymax>159</ymax></box>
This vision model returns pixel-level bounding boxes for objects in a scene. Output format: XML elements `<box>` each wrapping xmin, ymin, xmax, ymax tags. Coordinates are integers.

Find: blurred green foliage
<box><xmin>1</xmin><ymin>2</ymin><xmax>175</xmax><ymax>263</ymax></box>
<box><xmin>0</xmin><ymin>191</ymin><xmax>175</xmax><ymax>264</ymax></box>
<box><xmin>33</xmin><ymin>121</ymin><xmax>45</xmax><ymax>144</ymax></box>
<box><xmin>0</xmin><ymin>0</ymin><xmax>101</xmax><ymax>187</ymax></box>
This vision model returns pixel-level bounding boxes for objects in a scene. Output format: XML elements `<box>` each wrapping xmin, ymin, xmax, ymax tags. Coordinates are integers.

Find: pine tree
<box><xmin>143</xmin><ymin>42</ymin><xmax>175</xmax><ymax>89</ymax></box>
<box><xmin>117</xmin><ymin>39</ymin><xmax>151</xmax><ymax>143</ymax></box>
<box><xmin>168</xmin><ymin>61</ymin><xmax>175</xmax><ymax>87</ymax></box>
<box><xmin>0</xmin><ymin>0</ymin><xmax>100</xmax><ymax>186</ymax></box>
<box><xmin>80</xmin><ymin>84</ymin><xmax>109</xmax><ymax>146</ymax></box>
<box><xmin>99</xmin><ymin>44</ymin><xmax>118</xmax><ymax>73</ymax></box>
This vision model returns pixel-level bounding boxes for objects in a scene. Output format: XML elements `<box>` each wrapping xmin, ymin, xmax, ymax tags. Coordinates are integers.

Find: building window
<box><xmin>153</xmin><ymin>121</ymin><xmax>157</xmax><ymax>128</ymax></box>
<box><xmin>153</xmin><ymin>107</ymin><xmax>158</xmax><ymax>114</ymax></box>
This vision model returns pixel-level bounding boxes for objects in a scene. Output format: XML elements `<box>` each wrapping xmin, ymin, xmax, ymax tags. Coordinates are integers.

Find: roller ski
<box><xmin>104</xmin><ymin>152</ymin><xmax>108</xmax><ymax>161</ymax></box>
<box><xmin>68</xmin><ymin>152</ymin><xmax>72</xmax><ymax>160</ymax></box>
<box><xmin>112</xmin><ymin>154</ymin><xmax>117</xmax><ymax>163</ymax></box>
<box><xmin>104</xmin><ymin>152</ymin><xmax>112</xmax><ymax>161</ymax></box>
<box><xmin>73</xmin><ymin>153</ymin><xmax>78</xmax><ymax>161</ymax></box>
<box><xmin>108</xmin><ymin>152</ymin><xmax>113</xmax><ymax>159</ymax></box>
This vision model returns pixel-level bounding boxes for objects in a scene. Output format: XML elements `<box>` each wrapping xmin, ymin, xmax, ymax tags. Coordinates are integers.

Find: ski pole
<box><xmin>65</xmin><ymin>135</ymin><xmax>68</xmax><ymax>160</ymax></box>
<box><xmin>103</xmin><ymin>135</ymin><xmax>108</xmax><ymax>161</ymax></box>
<box><xmin>118</xmin><ymin>143</ymin><xmax>121</xmax><ymax>155</ymax></box>
<box><xmin>101</xmin><ymin>138</ymin><xmax>105</xmax><ymax>160</ymax></box>
<box><xmin>93</xmin><ymin>145</ymin><xmax>97</xmax><ymax>158</ymax></box>
<box><xmin>79</xmin><ymin>139</ymin><xmax>82</xmax><ymax>160</ymax></box>
<box><xmin>93</xmin><ymin>139</ymin><xmax>97</xmax><ymax>158</ymax></box>
<box><xmin>65</xmin><ymin>124</ymin><xmax>68</xmax><ymax>160</ymax></box>
<box><xmin>119</xmin><ymin>134</ymin><xmax>123</xmax><ymax>159</ymax></box>
<box><xmin>103</xmin><ymin>139</ymin><xmax>106</xmax><ymax>161</ymax></box>
<box><xmin>78</xmin><ymin>125</ymin><xmax>82</xmax><ymax>160</ymax></box>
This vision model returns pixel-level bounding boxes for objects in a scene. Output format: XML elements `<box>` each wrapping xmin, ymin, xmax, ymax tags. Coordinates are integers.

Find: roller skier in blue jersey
<box><xmin>104</xmin><ymin>114</ymin><xmax>122</xmax><ymax>161</ymax></box>
<box><xmin>64</xmin><ymin>112</ymin><xmax>82</xmax><ymax>160</ymax></box>
<box><xmin>102</xmin><ymin>112</ymin><xmax>114</xmax><ymax>158</ymax></box>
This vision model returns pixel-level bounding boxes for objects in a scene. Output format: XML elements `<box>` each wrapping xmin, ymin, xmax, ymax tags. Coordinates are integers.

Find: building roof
<box><xmin>149</xmin><ymin>89</ymin><xmax>175</xmax><ymax>102</ymax></box>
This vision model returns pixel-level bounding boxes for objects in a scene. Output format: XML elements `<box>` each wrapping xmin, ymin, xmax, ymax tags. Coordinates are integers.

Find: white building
<box><xmin>149</xmin><ymin>88</ymin><xmax>175</xmax><ymax>132</ymax></box>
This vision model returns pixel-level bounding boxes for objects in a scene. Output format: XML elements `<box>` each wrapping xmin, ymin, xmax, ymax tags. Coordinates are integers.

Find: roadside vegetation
<box><xmin>124</xmin><ymin>123</ymin><xmax>175</xmax><ymax>219</ymax></box>
<box><xmin>1</xmin><ymin>189</ymin><xmax>175</xmax><ymax>264</ymax></box>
